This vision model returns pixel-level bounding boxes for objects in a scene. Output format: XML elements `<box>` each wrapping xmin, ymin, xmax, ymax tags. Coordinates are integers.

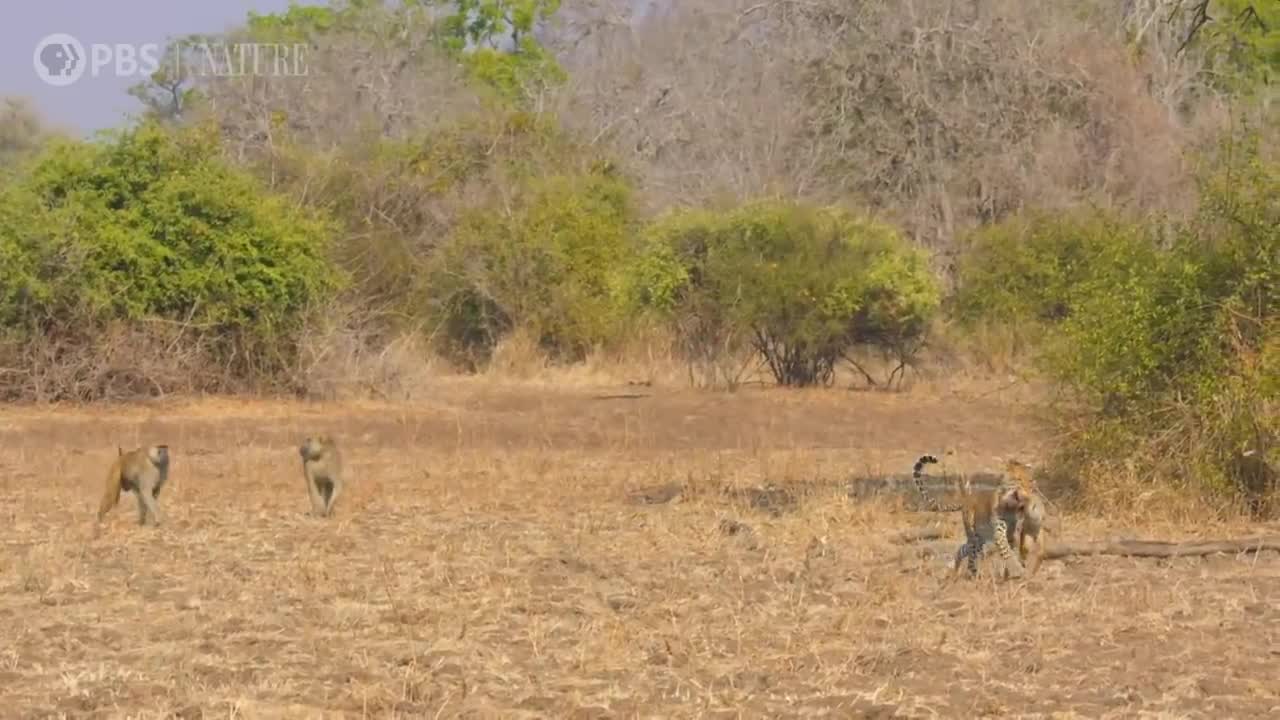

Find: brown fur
<box><xmin>1002</xmin><ymin>459</ymin><xmax>1049</xmax><ymax>576</ymax></box>
<box><xmin>98</xmin><ymin>445</ymin><xmax>171</xmax><ymax>527</ymax></box>
<box><xmin>300</xmin><ymin>435</ymin><xmax>344</xmax><ymax>517</ymax></box>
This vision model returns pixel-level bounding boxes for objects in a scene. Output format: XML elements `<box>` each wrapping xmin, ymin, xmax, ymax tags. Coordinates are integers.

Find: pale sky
<box><xmin>3</xmin><ymin>0</ymin><xmax>666</xmax><ymax>138</ymax></box>
<box><xmin>1</xmin><ymin>0</ymin><xmax>295</xmax><ymax>137</ymax></box>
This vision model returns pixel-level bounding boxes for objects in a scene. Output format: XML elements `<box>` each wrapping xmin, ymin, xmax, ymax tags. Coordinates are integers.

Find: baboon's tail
<box><xmin>98</xmin><ymin>456</ymin><xmax>124</xmax><ymax>522</ymax></box>
<box><xmin>910</xmin><ymin>453</ymin><xmax>961</xmax><ymax>512</ymax></box>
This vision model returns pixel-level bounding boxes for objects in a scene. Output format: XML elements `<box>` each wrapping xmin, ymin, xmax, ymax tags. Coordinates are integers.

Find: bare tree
<box><xmin>0</xmin><ymin>97</ymin><xmax>61</xmax><ymax>167</ymax></box>
<box><xmin>552</xmin><ymin>0</ymin><xmax>1219</xmax><ymax>261</ymax></box>
<box><xmin>551</xmin><ymin>0</ymin><xmax>836</xmax><ymax>213</ymax></box>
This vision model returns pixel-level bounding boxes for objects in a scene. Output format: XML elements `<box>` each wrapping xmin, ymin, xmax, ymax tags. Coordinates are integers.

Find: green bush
<box><xmin>1047</xmin><ymin>138</ymin><xmax>1278</xmax><ymax>413</ymax></box>
<box><xmin>951</xmin><ymin>209</ymin><xmax>1150</xmax><ymax>327</ymax></box>
<box><xmin>378</xmin><ymin>109</ymin><xmax>569</xmax><ymax>196</ymax></box>
<box><xmin>244</xmin><ymin>2</ymin><xmax>345</xmax><ymax>41</ymax></box>
<box><xmin>1189</xmin><ymin>0</ymin><xmax>1280</xmax><ymax>96</ymax></box>
<box><xmin>427</xmin><ymin>169</ymin><xmax>635</xmax><ymax>366</ymax></box>
<box><xmin>254</xmin><ymin>107</ymin><xmax>580</xmax><ymax>333</ymax></box>
<box><xmin>638</xmin><ymin>201</ymin><xmax>940</xmax><ymax>387</ymax></box>
<box><xmin>434</xmin><ymin>0</ymin><xmax>566</xmax><ymax>103</ymax></box>
<box><xmin>1042</xmin><ymin>135</ymin><xmax>1279</xmax><ymax>513</ymax></box>
<box><xmin>0</xmin><ymin>121</ymin><xmax>342</xmax><ymax>381</ymax></box>
<box><xmin>1045</xmin><ymin>245</ymin><xmax>1213</xmax><ymax>410</ymax></box>
<box><xmin>461</xmin><ymin>40</ymin><xmax>566</xmax><ymax>102</ymax></box>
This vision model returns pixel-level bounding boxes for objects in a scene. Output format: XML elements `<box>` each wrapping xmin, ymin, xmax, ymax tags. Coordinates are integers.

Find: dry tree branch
<box><xmin>1043</xmin><ymin>535</ymin><xmax>1280</xmax><ymax>560</ymax></box>
<box><xmin>1175</xmin><ymin>0</ymin><xmax>1213</xmax><ymax>55</ymax></box>
<box><xmin>892</xmin><ymin>532</ymin><xmax>1280</xmax><ymax>565</ymax></box>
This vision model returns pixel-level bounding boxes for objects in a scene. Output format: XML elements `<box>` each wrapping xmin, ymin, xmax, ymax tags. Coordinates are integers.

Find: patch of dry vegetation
<box><xmin>2</xmin><ymin>384</ymin><xmax>1278</xmax><ymax>717</ymax></box>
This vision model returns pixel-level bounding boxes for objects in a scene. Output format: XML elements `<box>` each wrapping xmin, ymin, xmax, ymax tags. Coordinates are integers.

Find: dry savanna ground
<box><xmin>2</xmin><ymin>379</ymin><xmax>1278</xmax><ymax>719</ymax></box>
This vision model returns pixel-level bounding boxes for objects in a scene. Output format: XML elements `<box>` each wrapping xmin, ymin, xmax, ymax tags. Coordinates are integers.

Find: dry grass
<box><xmin>2</xmin><ymin>379</ymin><xmax>1278</xmax><ymax>718</ymax></box>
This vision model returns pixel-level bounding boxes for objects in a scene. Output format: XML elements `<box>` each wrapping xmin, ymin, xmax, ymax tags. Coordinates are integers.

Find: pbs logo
<box><xmin>34</xmin><ymin>33</ymin><xmax>162</xmax><ymax>87</ymax></box>
<box><xmin>34</xmin><ymin>33</ymin><xmax>86</xmax><ymax>87</ymax></box>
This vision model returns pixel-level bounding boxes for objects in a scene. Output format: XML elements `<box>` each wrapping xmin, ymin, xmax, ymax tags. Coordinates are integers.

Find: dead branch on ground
<box><xmin>889</xmin><ymin>529</ymin><xmax>1280</xmax><ymax>566</ymax></box>
<box><xmin>1043</xmin><ymin>535</ymin><xmax>1280</xmax><ymax>560</ymax></box>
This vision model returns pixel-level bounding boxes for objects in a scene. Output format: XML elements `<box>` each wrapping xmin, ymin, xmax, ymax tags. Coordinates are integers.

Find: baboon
<box><xmin>1000</xmin><ymin>459</ymin><xmax>1049</xmax><ymax>577</ymax></box>
<box><xmin>300</xmin><ymin>435</ymin><xmax>344</xmax><ymax>517</ymax></box>
<box><xmin>911</xmin><ymin>453</ymin><xmax>1031</xmax><ymax>578</ymax></box>
<box><xmin>98</xmin><ymin>445</ymin><xmax>171</xmax><ymax>526</ymax></box>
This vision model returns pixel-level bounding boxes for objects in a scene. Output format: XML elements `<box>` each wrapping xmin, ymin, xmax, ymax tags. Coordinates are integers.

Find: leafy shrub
<box><xmin>378</xmin><ymin>109</ymin><xmax>569</xmax><ymax>197</ymax></box>
<box><xmin>434</xmin><ymin>0</ymin><xmax>566</xmax><ymax>102</ymax></box>
<box><xmin>951</xmin><ymin>209</ymin><xmax>1150</xmax><ymax>327</ymax></box>
<box><xmin>638</xmin><ymin>201</ymin><xmax>940</xmax><ymax>387</ymax></box>
<box><xmin>435</xmin><ymin>0</ymin><xmax>560</xmax><ymax>49</ymax></box>
<box><xmin>427</xmin><ymin>169</ymin><xmax>635</xmax><ymax>367</ymax></box>
<box><xmin>244</xmin><ymin>3</ymin><xmax>344</xmax><ymax>41</ymax></box>
<box><xmin>1048</xmin><ymin>138</ymin><xmax>1278</xmax><ymax>412</ymax></box>
<box><xmin>1188</xmin><ymin>0</ymin><xmax>1280</xmax><ymax>96</ymax></box>
<box><xmin>1044</xmin><ymin>135</ymin><xmax>1279</xmax><ymax>514</ymax></box>
<box><xmin>252</xmin><ymin>106</ymin><xmax>582</xmax><ymax>337</ymax></box>
<box><xmin>0</xmin><ymin>121</ymin><xmax>342</xmax><ymax>394</ymax></box>
<box><xmin>460</xmin><ymin>40</ymin><xmax>566</xmax><ymax>102</ymax></box>
<box><xmin>1045</xmin><ymin>244</ymin><xmax>1211</xmax><ymax>410</ymax></box>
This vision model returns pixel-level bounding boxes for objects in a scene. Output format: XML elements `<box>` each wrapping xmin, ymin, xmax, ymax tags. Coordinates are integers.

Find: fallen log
<box><xmin>885</xmin><ymin>534</ymin><xmax>1280</xmax><ymax>567</ymax></box>
<box><xmin>1044</xmin><ymin>535</ymin><xmax>1280</xmax><ymax>560</ymax></box>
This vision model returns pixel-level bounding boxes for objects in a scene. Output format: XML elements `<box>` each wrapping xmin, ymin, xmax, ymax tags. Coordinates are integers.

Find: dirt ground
<box><xmin>1</xmin><ymin>379</ymin><xmax>1277</xmax><ymax>719</ymax></box>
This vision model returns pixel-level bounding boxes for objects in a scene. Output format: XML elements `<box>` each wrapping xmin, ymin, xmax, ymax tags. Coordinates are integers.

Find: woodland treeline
<box><xmin>0</xmin><ymin>0</ymin><xmax>1276</xmax><ymax>513</ymax></box>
